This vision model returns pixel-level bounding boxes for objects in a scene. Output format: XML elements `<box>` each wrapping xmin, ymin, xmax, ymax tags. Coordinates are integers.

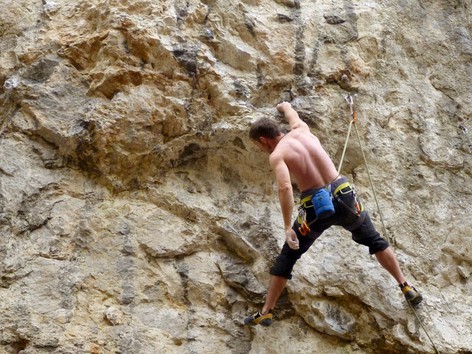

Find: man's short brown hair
<box><xmin>249</xmin><ymin>118</ymin><xmax>281</xmax><ymax>141</ymax></box>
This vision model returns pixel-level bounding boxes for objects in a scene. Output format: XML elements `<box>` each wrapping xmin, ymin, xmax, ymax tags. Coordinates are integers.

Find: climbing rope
<box><xmin>340</xmin><ymin>93</ymin><xmax>440</xmax><ymax>354</ymax></box>
<box><xmin>337</xmin><ymin>110</ymin><xmax>354</xmax><ymax>173</ymax></box>
<box><xmin>338</xmin><ymin>93</ymin><xmax>393</xmax><ymax>245</ymax></box>
<box><xmin>407</xmin><ymin>301</ymin><xmax>440</xmax><ymax>354</ymax></box>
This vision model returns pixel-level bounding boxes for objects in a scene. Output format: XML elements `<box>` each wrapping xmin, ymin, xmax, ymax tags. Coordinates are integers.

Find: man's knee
<box><xmin>368</xmin><ymin>238</ymin><xmax>390</xmax><ymax>254</ymax></box>
<box><xmin>351</xmin><ymin>213</ymin><xmax>389</xmax><ymax>254</ymax></box>
<box><xmin>270</xmin><ymin>254</ymin><xmax>297</xmax><ymax>280</ymax></box>
<box><xmin>352</xmin><ymin>227</ymin><xmax>389</xmax><ymax>254</ymax></box>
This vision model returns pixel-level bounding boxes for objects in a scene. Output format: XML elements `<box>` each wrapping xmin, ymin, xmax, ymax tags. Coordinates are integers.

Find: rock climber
<box><xmin>244</xmin><ymin>102</ymin><xmax>422</xmax><ymax>327</ymax></box>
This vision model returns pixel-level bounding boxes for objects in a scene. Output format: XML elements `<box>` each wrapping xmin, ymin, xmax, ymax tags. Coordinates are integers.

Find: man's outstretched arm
<box><xmin>277</xmin><ymin>102</ymin><xmax>309</xmax><ymax>131</ymax></box>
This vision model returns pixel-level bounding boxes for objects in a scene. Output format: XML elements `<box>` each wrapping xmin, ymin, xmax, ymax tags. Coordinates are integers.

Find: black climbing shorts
<box><xmin>270</xmin><ymin>176</ymin><xmax>390</xmax><ymax>280</ymax></box>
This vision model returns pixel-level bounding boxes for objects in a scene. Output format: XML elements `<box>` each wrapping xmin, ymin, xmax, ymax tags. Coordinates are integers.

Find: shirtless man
<box><xmin>245</xmin><ymin>102</ymin><xmax>422</xmax><ymax>326</ymax></box>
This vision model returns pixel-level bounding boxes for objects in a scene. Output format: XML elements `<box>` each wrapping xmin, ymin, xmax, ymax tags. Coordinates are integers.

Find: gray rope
<box><xmin>407</xmin><ymin>301</ymin><xmax>441</xmax><ymax>354</ymax></box>
<box><xmin>337</xmin><ymin>118</ymin><xmax>354</xmax><ymax>173</ymax></box>
<box><xmin>341</xmin><ymin>93</ymin><xmax>440</xmax><ymax>354</ymax></box>
<box><xmin>340</xmin><ymin>94</ymin><xmax>392</xmax><ymax>244</ymax></box>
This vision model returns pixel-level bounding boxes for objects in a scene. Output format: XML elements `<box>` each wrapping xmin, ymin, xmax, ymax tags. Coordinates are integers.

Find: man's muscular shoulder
<box><xmin>269</xmin><ymin>149</ymin><xmax>283</xmax><ymax>168</ymax></box>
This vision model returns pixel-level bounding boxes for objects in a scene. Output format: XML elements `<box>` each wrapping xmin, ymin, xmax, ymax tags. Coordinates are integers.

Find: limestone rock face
<box><xmin>1</xmin><ymin>0</ymin><xmax>471</xmax><ymax>353</ymax></box>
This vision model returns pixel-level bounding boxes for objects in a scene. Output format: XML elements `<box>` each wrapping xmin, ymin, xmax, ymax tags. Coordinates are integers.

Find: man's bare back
<box><xmin>249</xmin><ymin>102</ymin><xmax>341</xmax><ymax>247</ymax></box>
<box><xmin>270</xmin><ymin>103</ymin><xmax>339</xmax><ymax>192</ymax></box>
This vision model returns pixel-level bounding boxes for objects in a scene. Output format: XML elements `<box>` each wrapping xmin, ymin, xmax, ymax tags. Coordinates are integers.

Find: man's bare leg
<box><xmin>375</xmin><ymin>246</ymin><xmax>423</xmax><ymax>304</ymax></box>
<box><xmin>261</xmin><ymin>275</ymin><xmax>287</xmax><ymax>314</ymax></box>
<box><xmin>374</xmin><ymin>247</ymin><xmax>406</xmax><ymax>284</ymax></box>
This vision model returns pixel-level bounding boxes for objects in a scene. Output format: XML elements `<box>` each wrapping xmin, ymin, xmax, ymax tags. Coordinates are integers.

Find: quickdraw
<box><xmin>298</xmin><ymin>220</ymin><xmax>311</xmax><ymax>236</ymax></box>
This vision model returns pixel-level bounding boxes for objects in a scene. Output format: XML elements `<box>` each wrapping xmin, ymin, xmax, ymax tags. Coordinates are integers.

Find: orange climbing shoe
<box><xmin>244</xmin><ymin>310</ymin><xmax>273</xmax><ymax>327</ymax></box>
<box><xmin>400</xmin><ymin>282</ymin><xmax>423</xmax><ymax>305</ymax></box>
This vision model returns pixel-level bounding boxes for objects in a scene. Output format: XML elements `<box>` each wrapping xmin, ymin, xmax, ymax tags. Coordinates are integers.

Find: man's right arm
<box><xmin>277</xmin><ymin>102</ymin><xmax>309</xmax><ymax>131</ymax></box>
<box><xmin>269</xmin><ymin>152</ymin><xmax>300</xmax><ymax>250</ymax></box>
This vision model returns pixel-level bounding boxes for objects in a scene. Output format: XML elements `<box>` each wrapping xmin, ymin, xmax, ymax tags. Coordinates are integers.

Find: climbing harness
<box><xmin>333</xmin><ymin>182</ymin><xmax>364</xmax><ymax>216</ymax></box>
<box><xmin>297</xmin><ymin>189</ymin><xmax>329</xmax><ymax>236</ymax></box>
<box><xmin>297</xmin><ymin>183</ymin><xmax>335</xmax><ymax>236</ymax></box>
<box><xmin>297</xmin><ymin>184</ymin><xmax>334</xmax><ymax>236</ymax></box>
<box><xmin>296</xmin><ymin>180</ymin><xmax>364</xmax><ymax>236</ymax></box>
<box><xmin>340</xmin><ymin>93</ymin><xmax>440</xmax><ymax>354</ymax></box>
<box><xmin>300</xmin><ymin>186</ymin><xmax>336</xmax><ymax>219</ymax></box>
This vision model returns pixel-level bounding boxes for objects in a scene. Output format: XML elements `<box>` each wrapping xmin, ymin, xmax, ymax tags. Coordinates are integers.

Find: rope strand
<box><xmin>337</xmin><ymin>119</ymin><xmax>354</xmax><ymax>173</ymax></box>
<box><xmin>340</xmin><ymin>93</ymin><xmax>440</xmax><ymax>354</ymax></box>
<box><xmin>407</xmin><ymin>301</ymin><xmax>441</xmax><ymax>354</ymax></box>
<box><xmin>352</xmin><ymin>116</ymin><xmax>393</xmax><ymax>245</ymax></box>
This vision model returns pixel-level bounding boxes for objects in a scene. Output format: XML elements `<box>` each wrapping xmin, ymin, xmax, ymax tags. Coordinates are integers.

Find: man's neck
<box><xmin>269</xmin><ymin>133</ymin><xmax>285</xmax><ymax>153</ymax></box>
<box><xmin>275</xmin><ymin>133</ymin><xmax>285</xmax><ymax>143</ymax></box>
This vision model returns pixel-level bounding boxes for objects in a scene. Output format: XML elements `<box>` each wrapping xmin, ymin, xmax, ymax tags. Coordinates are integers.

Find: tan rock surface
<box><xmin>1</xmin><ymin>0</ymin><xmax>471</xmax><ymax>353</ymax></box>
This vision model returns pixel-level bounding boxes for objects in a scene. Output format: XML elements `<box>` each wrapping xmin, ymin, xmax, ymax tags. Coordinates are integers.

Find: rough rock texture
<box><xmin>1</xmin><ymin>0</ymin><xmax>471</xmax><ymax>353</ymax></box>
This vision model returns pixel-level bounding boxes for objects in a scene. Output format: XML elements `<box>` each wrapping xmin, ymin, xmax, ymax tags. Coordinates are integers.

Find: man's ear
<box><xmin>258</xmin><ymin>137</ymin><xmax>268</xmax><ymax>145</ymax></box>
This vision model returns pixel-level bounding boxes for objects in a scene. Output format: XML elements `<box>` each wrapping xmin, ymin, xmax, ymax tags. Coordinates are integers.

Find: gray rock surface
<box><xmin>1</xmin><ymin>0</ymin><xmax>471</xmax><ymax>353</ymax></box>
